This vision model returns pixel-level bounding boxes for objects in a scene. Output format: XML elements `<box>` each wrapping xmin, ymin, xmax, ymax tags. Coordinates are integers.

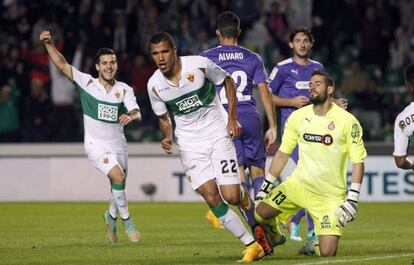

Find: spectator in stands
<box><xmin>0</xmin><ymin>81</ymin><xmax>20</xmax><ymax>142</ymax></box>
<box><xmin>22</xmin><ymin>78</ymin><xmax>52</xmax><ymax>142</ymax></box>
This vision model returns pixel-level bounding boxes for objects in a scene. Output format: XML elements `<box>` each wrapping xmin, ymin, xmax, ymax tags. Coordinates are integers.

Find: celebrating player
<box><xmin>147</xmin><ymin>32</ymin><xmax>264</xmax><ymax>262</ymax></box>
<box><xmin>255</xmin><ymin>70</ymin><xmax>367</xmax><ymax>257</ymax></box>
<box><xmin>201</xmin><ymin>11</ymin><xmax>281</xmax><ymax>255</ymax></box>
<box><xmin>40</xmin><ymin>31</ymin><xmax>141</xmax><ymax>243</ymax></box>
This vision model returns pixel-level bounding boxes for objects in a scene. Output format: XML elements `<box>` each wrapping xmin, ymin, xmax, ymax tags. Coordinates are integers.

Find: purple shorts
<box><xmin>233</xmin><ymin>109</ymin><xmax>266</xmax><ymax>169</ymax></box>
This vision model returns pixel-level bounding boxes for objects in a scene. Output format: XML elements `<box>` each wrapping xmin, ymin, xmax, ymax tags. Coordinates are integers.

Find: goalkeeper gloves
<box><xmin>335</xmin><ymin>183</ymin><xmax>360</xmax><ymax>228</ymax></box>
<box><xmin>254</xmin><ymin>173</ymin><xmax>277</xmax><ymax>206</ymax></box>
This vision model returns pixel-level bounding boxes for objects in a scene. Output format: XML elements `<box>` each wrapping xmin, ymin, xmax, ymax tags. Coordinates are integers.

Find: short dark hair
<box><xmin>216</xmin><ymin>11</ymin><xmax>240</xmax><ymax>38</ymax></box>
<box><xmin>95</xmin><ymin>48</ymin><xmax>116</xmax><ymax>64</ymax></box>
<box><xmin>405</xmin><ymin>64</ymin><xmax>414</xmax><ymax>85</ymax></box>
<box><xmin>149</xmin><ymin>32</ymin><xmax>176</xmax><ymax>50</ymax></box>
<box><xmin>311</xmin><ymin>69</ymin><xmax>334</xmax><ymax>87</ymax></box>
<box><xmin>289</xmin><ymin>27</ymin><xmax>314</xmax><ymax>43</ymax></box>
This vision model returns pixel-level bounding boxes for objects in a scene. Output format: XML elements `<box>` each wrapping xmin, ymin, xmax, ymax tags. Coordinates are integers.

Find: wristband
<box><xmin>347</xmin><ymin>182</ymin><xmax>361</xmax><ymax>203</ymax></box>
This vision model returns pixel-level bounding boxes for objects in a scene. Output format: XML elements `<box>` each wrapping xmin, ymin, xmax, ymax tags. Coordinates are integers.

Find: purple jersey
<box><xmin>201</xmin><ymin>45</ymin><xmax>267</xmax><ymax>113</ymax></box>
<box><xmin>201</xmin><ymin>45</ymin><xmax>268</xmax><ymax>168</ymax></box>
<box><xmin>268</xmin><ymin>58</ymin><xmax>324</xmax><ymax>130</ymax></box>
<box><xmin>268</xmin><ymin>58</ymin><xmax>324</xmax><ymax>162</ymax></box>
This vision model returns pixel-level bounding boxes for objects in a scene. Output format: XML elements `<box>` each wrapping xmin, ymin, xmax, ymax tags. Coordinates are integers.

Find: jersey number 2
<box><xmin>219</xmin><ymin>71</ymin><xmax>249</xmax><ymax>103</ymax></box>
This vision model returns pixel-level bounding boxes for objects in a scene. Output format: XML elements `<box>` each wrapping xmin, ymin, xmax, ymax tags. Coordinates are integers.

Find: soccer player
<box><xmin>393</xmin><ymin>64</ymin><xmax>414</xmax><ymax>170</ymax></box>
<box><xmin>200</xmin><ymin>11</ymin><xmax>280</xmax><ymax>255</ymax></box>
<box><xmin>268</xmin><ymin>27</ymin><xmax>347</xmax><ymax>241</ymax></box>
<box><xmin>255</xmin><ymin>70</ymin><xmax>367</xmax><ymax>257</ymax></box>
<box><xmin>40</xmin><ymin>31</ymin><xmax>141</xmax><ymax>243</ymax></box>
<box><xmin>147</xmin><ymin>32</ymin><xmax>264</xmax><ymax>262</ymax></box>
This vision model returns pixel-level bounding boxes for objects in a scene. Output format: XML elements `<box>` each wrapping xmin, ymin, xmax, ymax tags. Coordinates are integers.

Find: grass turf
<box><xmin>0</xmin><ymin>202</ymin><xmax>413</xmax><ymax>265</ymax></box>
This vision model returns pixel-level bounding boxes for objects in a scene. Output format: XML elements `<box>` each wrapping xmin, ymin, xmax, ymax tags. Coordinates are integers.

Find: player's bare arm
<box><xmin>224</xmin><ymin>76</ymin><xmax>241</xmax><ymax>137</ymax></box>
<box><xmin>39</xmin><ymin>31</ymin><xmax>73</xmax><ymax>80</ymax></box>
<box><xmin>258</xmin><ymin>83</ymin><xmax>277</xmax><ymax>150</ymax></box>
<box><xmin>158</xmin><ymin>112</ymin><xmax>173</xmax><ymax>154</ymax></box>
<box><xmin>119</xmin><ymin>109</ymin><xmax>142</xmax><ymax>126</ymax></box>
<box><xmin>272</xmin><ymin>94</ymin><xmax>309</xmax><ymax>109</ymax></box>
<box><xmin>394</xmin><ymin>155</ymin><xmax>414</xmax><ymax>170</ymax></box>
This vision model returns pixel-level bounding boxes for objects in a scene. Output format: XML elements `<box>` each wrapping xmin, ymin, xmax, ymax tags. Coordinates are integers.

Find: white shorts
<box><xmin>84</xmin><ymin>141</ymin><xmax>127</xmax><ymax>176</ymax></box>
<box><xmin>177</xmin><ymin>134</ymin><xmax>241</xmax><ymax>190</ymax></box>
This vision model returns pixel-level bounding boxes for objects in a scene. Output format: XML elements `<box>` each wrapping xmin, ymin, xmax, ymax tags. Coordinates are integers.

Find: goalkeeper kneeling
<box><xmin>254</xmin><ymin>70</ymin><xmax>367</xmax><ymax>257</ymax></box>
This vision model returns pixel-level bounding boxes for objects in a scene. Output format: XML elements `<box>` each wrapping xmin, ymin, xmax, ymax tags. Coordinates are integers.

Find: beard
<box><xmin>310</xmin><ymin>93</ymin><xmax>328</xmax><ymax>105</ymax></box>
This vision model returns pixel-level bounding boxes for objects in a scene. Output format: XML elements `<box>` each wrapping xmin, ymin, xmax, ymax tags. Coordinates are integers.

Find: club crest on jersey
<box><xmin>328</xmin><ymin>121</ymin><xmax>335</xmax><ymax>130</ymax></box>
<box><xmin>102</xmin><ymin>157</ymin><xmax>109</xmax><ymax>164</ymax></box>
<box><xmin>186</xmin><ymin>73</ymin><xmax>195</xmax><ymax>82</ymax></box>
<box><xmin>115</xmin><ymin>91</ymin><xmax>121</xmax><ymax>99</ymax></box>
<box><xmin>303</xmin><ymin>133</ymin><xmax>333</xmax><ymax>146</ymax></box>
<box><xmin>176</xmin><ymin>95</ymin><xmax>202</xmax><ymax>112</ymax></box>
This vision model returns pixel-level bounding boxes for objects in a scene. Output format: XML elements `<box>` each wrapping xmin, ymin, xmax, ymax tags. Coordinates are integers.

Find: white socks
<box><xmin>111</xmin><ymin>189</ymin><xmax>130</xmax><ymax>220</ymax></box>
<box><xmin>218</xmin><ymin>207</ymin><xmax>254</xmax><ymax>245</ymax></box>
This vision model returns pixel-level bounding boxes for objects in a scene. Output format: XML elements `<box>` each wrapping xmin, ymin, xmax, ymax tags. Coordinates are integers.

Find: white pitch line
<box><xmin>292</xmin><ymin>253</ymin><xmax>414</xmax><ymax>265</ymax></box>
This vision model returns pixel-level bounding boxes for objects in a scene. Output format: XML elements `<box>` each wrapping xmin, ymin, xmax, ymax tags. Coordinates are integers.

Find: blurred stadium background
<box><xmin>1</xmin><ymin>0</ymin><xmax>413</xmax><ymax>143</ymax></box>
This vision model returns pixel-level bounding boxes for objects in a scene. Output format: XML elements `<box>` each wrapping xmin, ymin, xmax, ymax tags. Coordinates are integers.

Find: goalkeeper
<box><xmin>254</xmin><ymin>70</ymin><xmax>367</xmax><ymax>257</ymax></box>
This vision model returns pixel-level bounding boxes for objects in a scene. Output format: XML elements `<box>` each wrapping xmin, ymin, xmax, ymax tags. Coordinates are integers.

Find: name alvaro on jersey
<box><xmin>218</xmin><ymin>52</ymin><xmax>244</xmax><ymax>61</ymax></box>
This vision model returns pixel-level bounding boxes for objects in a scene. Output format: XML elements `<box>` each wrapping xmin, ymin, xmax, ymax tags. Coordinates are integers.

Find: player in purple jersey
<box><xmin>201</xmin><ymin>11</ymin><xmax>283</xmax><ymax>255</ymax></box>
<box><xmin>268</xmin><ymin>27</ymin><xmax>348</xmax><ymax>244</ymax></box>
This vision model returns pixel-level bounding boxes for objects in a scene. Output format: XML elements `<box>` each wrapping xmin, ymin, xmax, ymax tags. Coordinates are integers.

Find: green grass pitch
<box><xmin>0</xmin><ymin>202</ymin><xmax>413</xmax><ymax>265</ymax></box>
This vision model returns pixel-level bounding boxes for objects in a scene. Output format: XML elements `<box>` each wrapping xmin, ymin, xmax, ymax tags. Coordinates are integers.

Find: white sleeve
<box><xmin>205</xmin><ymin>58</ymin><xmax>229</xmax><ymax>85</ymax></box>
<box><xmin>123</xmin><ymin>85</ymin><xmax>139</xmax><ymax>112</ymax></box>
<box><xmin>71</xmin><ymin>66</ymin><xmax>92</xmax><ymax>90</ymax></box>
<box><xmin>393</xmin><ymin>116</ymin><xmax>408</xmax><ymax>156</ymax></box>
<box><xmin>147</xmin><ymin>82</ymin><xmax>168</xmax><ymax>116</ymax></box>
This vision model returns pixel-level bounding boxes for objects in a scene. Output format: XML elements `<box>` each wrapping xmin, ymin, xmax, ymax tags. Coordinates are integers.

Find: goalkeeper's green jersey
<box><xmin>279</xmin><ymin>103</ymin><xmax>367</xmax><ymax>200</ymax></box>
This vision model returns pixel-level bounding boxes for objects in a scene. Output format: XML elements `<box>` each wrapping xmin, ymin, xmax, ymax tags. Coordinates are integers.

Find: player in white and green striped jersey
<box><xmin>40</xmin><ymin>31</ymin><xmax>141</xmax><ymax>243</ymax></box>
<box><xmin>147</xmin><ymin>32</ymin><xmax>265</xmax><ymax>263</ymax></box>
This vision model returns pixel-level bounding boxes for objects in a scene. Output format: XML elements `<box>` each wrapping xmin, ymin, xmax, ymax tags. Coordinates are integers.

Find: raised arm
<box><xmin>39</xmin><ymin>31</ymin><xmax>73</xmax><ymax>80</ymax></box>
<box><xmin>257</xmin><ymin>83</ymin><xmax>277</xmax><ymax>150</ymax></box>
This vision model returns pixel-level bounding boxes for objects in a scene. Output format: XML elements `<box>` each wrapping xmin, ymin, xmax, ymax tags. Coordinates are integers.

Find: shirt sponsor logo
<box><xmin>303</xmin><ymin>133</ymin><xmax>333</xmax><ymax>146</ymax></box>
<box><xmin>98</xmin><ymin>103</ymin><xmax>118</xmax><ymax>121</ymax></box>
<box><xmin>176</xmin><ymin>95</ymin><xmax>202</xmax><ymax>112</ymax></box>
<box><xmin>295</xmin><ymin>81</ymin><xmax>310</xmax><ymax>89</ymax></box>
<box><xmin>218</xmin><ymin>52</ymin><xmax>244</xmax><ymax>61</ymax></box>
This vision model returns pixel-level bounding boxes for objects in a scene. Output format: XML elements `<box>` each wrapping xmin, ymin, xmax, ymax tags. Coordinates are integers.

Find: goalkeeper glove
<box><xmin>335</xmin><ymin>183</ymin><xmax>360</xmax><ymax>228</ymax></box>
<box><xmin>254</xmin><ymin>173</ymin><xmax>277</xmax><ymax>205</ymax></box>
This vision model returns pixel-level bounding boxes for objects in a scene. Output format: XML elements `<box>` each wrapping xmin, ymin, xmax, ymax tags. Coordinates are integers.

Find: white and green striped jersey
<box><xmin>147</xmin><ymin>56</ymin><xmax>230</xmax><ymax>140</ymax></box>
<box><xmin>72</xmin><ymin>66</ymin><xmax>139</xmax><ymax>151</ymax></box>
